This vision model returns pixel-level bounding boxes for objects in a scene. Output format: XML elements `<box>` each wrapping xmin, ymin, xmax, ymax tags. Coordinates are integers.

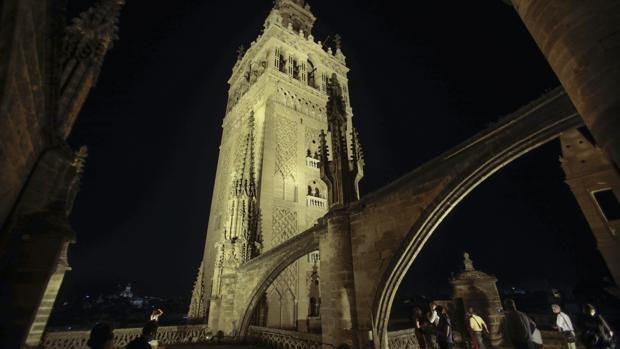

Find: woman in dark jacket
<box><xmin>436</xmin><ymin>306</ymin><xmax>454</xmax><ymax>349</ymax></box>
<box><xmin>87</xmin><ymin>323</ymin><xmax>114</xmax><ymax>349</ymax></box>
<box><xmin>413</xmin><ymin>307</ymin><xmax>428</xmax><ymax>349</ymax></box>
<box><xmin>582</xmin><ymin>304</ymin><xmax>615</xmax><ymax>349</ymax></box>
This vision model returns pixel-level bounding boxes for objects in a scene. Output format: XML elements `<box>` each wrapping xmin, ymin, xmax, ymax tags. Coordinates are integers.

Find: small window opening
<box><xmin>593</xmin><ymin>189</ymin><xmax>620</xmax><ymax>221</ymax></box>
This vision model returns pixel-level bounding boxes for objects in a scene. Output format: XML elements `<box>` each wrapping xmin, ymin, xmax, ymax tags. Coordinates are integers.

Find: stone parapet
<box><xmin>42</xmin><ymin>324</ymin><xmax>212</xmax><ymax>349</ymax></box>
<box><xmin>249</xmin><ymin>326</ymin><xmax>322</xmax><ymax>349</ymax></box>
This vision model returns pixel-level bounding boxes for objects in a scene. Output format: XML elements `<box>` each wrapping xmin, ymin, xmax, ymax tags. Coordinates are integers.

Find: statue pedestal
<box><xmin>450</xmin><ymin>255</ymin><xmax>503</xmax><ymax>347</ymax></box>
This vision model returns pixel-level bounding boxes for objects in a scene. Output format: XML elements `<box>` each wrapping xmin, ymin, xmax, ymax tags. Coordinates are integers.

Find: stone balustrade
<box><xmin>248</xmin><ymin>326</ymin><xmax>422</xmax><ymax>349</ymax></box>
<box><xmin>306</xmin><ymin>157</ymin><xmax>320</xmax><ymax>169</ymax></box>
<box><xmin>306</xmin><ymin>195</ymin><xmax>327</xmax><ymax>209</ymax></box>
<box><xmin>387</xmin><ymin>328</ymin><xmax>420</xmax><ymax>349</ymax></box>
<box><xmin>248</xmin><ymin>326</ymin><xmax>322</xmax><ymax>349</ymax></box>
<box><xmin>42</xmin><ymin>324</ymin><xmax>212</xmax><ymax>349</ymax></box>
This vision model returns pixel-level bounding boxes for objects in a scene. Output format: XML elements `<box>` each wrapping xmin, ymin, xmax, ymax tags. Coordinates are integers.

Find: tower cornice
<box><xmin>228</xmin><ymin>21</ymin><xmax>348</xmax><ymax>90</ymax></box>
<box><xmin>275</xmin><ymin>0</ymin><xmax>316</xmax><ymax>35</ymax></box>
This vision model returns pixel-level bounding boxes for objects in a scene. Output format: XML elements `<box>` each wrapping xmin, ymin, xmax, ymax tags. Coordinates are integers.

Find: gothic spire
<box><xmin>225</xmin><ymin>112</ymin><xmax>261</xmax><ymax>262</ymax></box>
<box><xmin>56</xmin><ymin>0</ymin><xmax>124</xmax><ymax>139</ymax></box>
<box><xmin>187</xmin><ymin>263</ymin><xmax>207</xmax><ymax>322</ymax></box>
<box><xmin>319</xmin><ymin>75</ymin><xmax>364</xmax><ymax>208</ymax></box>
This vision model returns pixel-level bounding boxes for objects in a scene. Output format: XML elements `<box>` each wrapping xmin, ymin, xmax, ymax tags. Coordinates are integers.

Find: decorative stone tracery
<box><xmin>275</xmin><ymin>117</ymin><xmax>298</xmax><ymax>179</ymax></box>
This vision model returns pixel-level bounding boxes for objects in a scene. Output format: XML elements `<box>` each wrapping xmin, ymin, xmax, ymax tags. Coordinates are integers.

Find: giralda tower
<box><xmin>189</xmin><ymin>0</ymin><xmax>360</xmax><ymax>332</ymax></box>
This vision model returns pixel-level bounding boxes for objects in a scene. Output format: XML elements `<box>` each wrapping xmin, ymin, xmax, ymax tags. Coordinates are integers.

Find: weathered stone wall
<box><xmin>560</xmin><ymin>129</ymin><xmax>620</xmax><ymax>284</ymax></box>
<box><xmin>0</xmin><ymin>0</ymin><xmax>59</xmax><ymax>231</ymax></box>
<box><xmin>0</xmin><ymin>145</ymin><xmax>81</xmax><ymax>349</ymax></box>
<box><xmin>319</xmin><ymin>211</ymin><xmax>358</xmax><ymax>349</ymax></box>
<box><xmin>510</xmin><ymin>0</ymin><xmax>620</xmax><ymax>169</ymax></box>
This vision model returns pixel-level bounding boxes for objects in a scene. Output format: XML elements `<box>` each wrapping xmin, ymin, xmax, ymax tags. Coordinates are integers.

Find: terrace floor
<box><xmin>167</xmin><ymin>344</ymin><xmax>270</xmax><ymax>349</ymax></box>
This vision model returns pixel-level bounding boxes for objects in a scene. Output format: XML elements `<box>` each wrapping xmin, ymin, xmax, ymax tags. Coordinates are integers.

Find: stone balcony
<box><xmin>306</xmin><ymin>195</ymin><xmax>326</xmax><ymax>209</ymax></box>
<box><xmin>305</xmin><ymin>157</ymin><xmax>320</xmax><ymax>169</ymax></box>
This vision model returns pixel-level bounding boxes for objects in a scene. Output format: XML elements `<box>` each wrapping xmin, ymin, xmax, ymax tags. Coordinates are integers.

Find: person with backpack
<box><xmin>552</xmin><ymin>304</ymin><xmax>577</xmax><ymax>349</ymax></box>
<box><xmin>582</xmin><ymin>304</ymin><xmax>615</xmax><ymax>349</ymax></box>
<box><xmin>501</xmin><ymin>299</ymin><xmax>538</xmax><ymax>349</ymax></box>
<box><xmin>468</xmin><ymin>307</ymin><xmax>490</xmax><ymax>349</ymax></box>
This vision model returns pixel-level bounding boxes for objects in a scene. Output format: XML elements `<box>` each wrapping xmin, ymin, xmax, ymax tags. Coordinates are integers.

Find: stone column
<box><xmin>207</xmin><ymin>244</ymin><xmax>241</xmax><ymax>337</ymax></box>
<box><xmin>0</xmin><ymin>210</ymin><xmax>74</xmax><ymax>349</ymax></box>
<box><xmin>23</xmin><ymin>241</ymin><xmax>72</xmax><ymax>348</ymax></box>
<box><xmin>319</xmin><ymin>211</ymin><xmax>359</xmax><ymax>349</ymax></box>
<box><xmin>510</xmin><ymin>0</ymin><xmax>620</xmax><ymax>168</ymax></box>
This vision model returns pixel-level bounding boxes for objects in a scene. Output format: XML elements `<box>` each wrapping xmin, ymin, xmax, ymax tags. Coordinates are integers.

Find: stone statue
<box><xmin>464</xmin><ymin>252</ymin><xmax>475</xmax><ymax>271</ymax></box>
<box><xmin>236</xmin><ymin>45</ymin><xmax>245</xmax><ymax>61</ymax></box>
<box><xmin>334</xmin><ymin>34</ymin><xmax>342</xmax><ymax>50</ymax></box>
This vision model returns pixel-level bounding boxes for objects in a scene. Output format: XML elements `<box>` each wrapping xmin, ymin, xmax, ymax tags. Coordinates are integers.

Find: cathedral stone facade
<box><xmin>560</xmin><ymin>129</ymin><xmax>620</xmax><ymax>285</ymax></box>
<box><xmin>189</xmin><ymin>0</ymin><xmax>357</xmax><ymax>333</ymax></box>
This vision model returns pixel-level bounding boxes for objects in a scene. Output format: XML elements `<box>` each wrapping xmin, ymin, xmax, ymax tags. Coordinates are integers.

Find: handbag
<box><xmin>532</xmin><ymin>328</ymin><xmax>543</xmax><ymax>345</ymax></box>
<box><xmin>471</xmin><ymin>316</ymin><xmax>490</xmax><ymax>340</ymax></box>
<box><xmin>562</xmin><ymin>331</ymin><xmax>577</xmax><ymax>344</ymax></box>
<box><xmin>558</xmin><ymin>314</ymin><xmax>577</xmax><ymax>343</ymax></box>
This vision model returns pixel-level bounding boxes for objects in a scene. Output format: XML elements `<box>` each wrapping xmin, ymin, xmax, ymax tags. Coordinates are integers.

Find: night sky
<box><xmin>61</xmin><ymin>0</ymin><xmax>611</xmax><ymax>305</ymax></box>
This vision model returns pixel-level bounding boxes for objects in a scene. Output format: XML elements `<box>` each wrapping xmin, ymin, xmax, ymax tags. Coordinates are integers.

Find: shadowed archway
<box><xmin>236</xmin><ymin>225</ymin><xmax>322</xmax><ymax>337</ymax></box>
<box><xmin>365</xmin><ymin>87</ymin><xmax>582</xmax><ymax>347</ymax></box>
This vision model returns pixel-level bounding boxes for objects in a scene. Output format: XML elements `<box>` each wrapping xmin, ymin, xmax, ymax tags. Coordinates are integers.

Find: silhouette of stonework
<box><xmin>450</xmin><ymin>253</ymin><xmax>503</xmax><ymax>346</ymax></box>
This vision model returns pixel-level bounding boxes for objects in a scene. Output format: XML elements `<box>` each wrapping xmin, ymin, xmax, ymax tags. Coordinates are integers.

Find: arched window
<box><xmin>292</xmin><ymin>59</ymin><xmax>300</xmax><ymax>80</ymax></box>
<box><xmin>309</xmin><ymin>297</ymin><xmax>319</xmax><ymax>317</ymax></box>
<box><xmin>278</xmin><ymin>53</ymin><xmax>287</xmax><ymax>73</ymax></box>
<box><xmin>307</xmin><ymin>60</ymin><xmax>317</xmax><ymax>89</ymax></box>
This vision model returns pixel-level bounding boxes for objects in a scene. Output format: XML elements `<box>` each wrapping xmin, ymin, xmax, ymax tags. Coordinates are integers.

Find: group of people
<box><xmin>412</xmin><ymin>300</ymin><xmax>616</xmax><ymax>349</ymax></box>
<box><xmin>86</xmin><ymin>309</ymin><xmax>164</xmax><ymax>349</ymax></box>
<box><xmin>412</xmin><ymin>303</ymin><xmax>455</xmax><ymax>349</ymax></box>
<box><xmin>502</xmin><ymin>300</ymin><xmax>615</xmax><ymax>349</ymax></box>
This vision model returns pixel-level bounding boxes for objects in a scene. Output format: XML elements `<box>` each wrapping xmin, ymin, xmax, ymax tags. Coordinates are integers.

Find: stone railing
<box><xmin>306</xmin><ymin>157</ymin><xmax>320</xmax><ymax>169</ymax></box>
<box><xmin>387</xmin><ymin>328</ymin><xmax>420</xmax><ymax>349</ymax></box>
<box><xmin>248</xmin><ymin>326</ymin><xmax>322</xmax><ymax>349</ymax></box>
<box><xmin>306</xmin><ymin>195</ymin><xmax>327</xmax><ymax>209</ymax></box>
<box><xmin>42</xmin><ymin>324</ymin><xmax>212</xmax><ymax>349</ymax></box>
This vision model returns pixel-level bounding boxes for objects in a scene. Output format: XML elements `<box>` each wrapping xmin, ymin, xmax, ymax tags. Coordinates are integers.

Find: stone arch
<box><xmin>306</xmin><ymin>58</ymin><xmax>317</xmax><ymax>89</ymax></box>
<box><xmin>236</xmin><ymin>226</ymin><xmax>322</xmax><ymax>337</ymax></box>
<box><xmin>367</xmin><ymin>89</ymin><xmax>582</xmax><ymax>347</ymax></box>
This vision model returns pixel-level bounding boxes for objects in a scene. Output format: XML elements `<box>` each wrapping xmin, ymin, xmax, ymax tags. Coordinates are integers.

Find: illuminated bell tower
<box><xmin>189</xmin><ymin>0</ymin><xmax>360</xmax><ymax>333</ymax></box>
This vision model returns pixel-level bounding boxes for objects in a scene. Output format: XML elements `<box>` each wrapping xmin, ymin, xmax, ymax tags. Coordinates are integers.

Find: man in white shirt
<box><xmin>425</xmin><ymin>302</ymin><xmax>440</xmax><ymax>349</ymax></box>
<box><xmin>552</xmin><ymin>304</ymin><xmax>577</xmax><ymax>349</ymax></box>
<box><xmin>428</xmin><ymin>303</ymin><xmax>440</xmax><ymax>325</ymax></box>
